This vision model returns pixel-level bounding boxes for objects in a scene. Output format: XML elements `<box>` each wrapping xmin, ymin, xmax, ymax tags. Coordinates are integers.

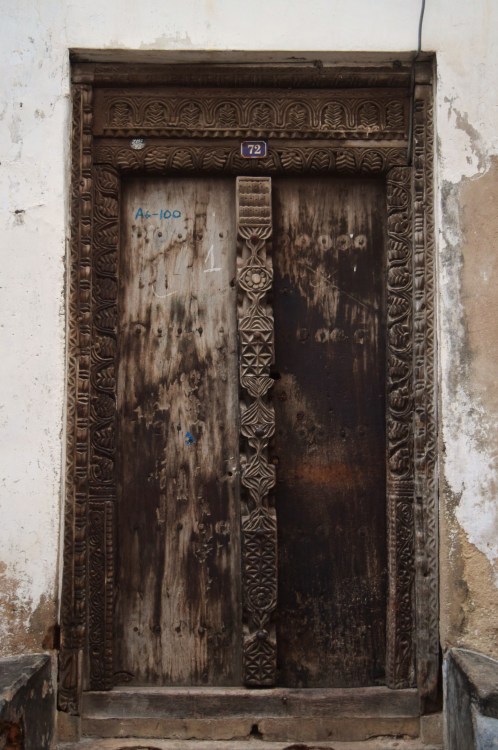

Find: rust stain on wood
<box><xmin>272</xmin><ymin>177</ymin><xmax>387</xmax><ymax>688</ymax></box>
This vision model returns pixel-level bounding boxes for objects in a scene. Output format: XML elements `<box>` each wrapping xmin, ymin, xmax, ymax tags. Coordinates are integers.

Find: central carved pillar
<box><xmin>236</xmin><ymin>177</ymin><xmax>277</xmax><ymax>686</ymax></box>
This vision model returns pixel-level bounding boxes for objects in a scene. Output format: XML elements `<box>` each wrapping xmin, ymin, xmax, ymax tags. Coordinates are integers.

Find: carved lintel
<box><xmin>236</xmin><ymin>176</ymin><xmax>277</xmax><ymax>686</ymax></box>
<box><xmin>386</xmin><ymin>165</ymin><xmax>415</xmax><ymax>689</ymax></box>
<box><xmin>92</xmin><ymin>88</ymin><xmax>409</xmax><ymax>141</ymax></box>
<box><xmin>93</xmin><ymin>142</ymin><xmax>407</xmax><ymax>175</ymax></box>
<box><xmin>73</xmin><ymin>61</ymin><xmax>413</xmax><ymax>90</ymax></box>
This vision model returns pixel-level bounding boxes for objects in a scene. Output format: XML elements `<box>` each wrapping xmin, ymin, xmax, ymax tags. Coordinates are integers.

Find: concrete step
<box><xmin>79</xmin><ymin>687</ymin><xmax>421</xmax><ymax>743</ymax></box>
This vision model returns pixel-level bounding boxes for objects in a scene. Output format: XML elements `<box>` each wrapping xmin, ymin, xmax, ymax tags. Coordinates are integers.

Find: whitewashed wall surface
<box><xmin>0</xmin><ymin>0</ymin><xmax>497</xmax><ymax>656</ymax></box>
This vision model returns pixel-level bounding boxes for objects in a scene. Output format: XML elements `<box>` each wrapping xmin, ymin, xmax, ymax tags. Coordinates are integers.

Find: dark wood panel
<box><xmin>272</xmin><ymin>177</ymin><xmax>387</xmax><ymax>687</ymax></box>
<box><xmin>114</xmin><ymin>177</ymin><xmax>241</xmax><ymax>686</ymax></box>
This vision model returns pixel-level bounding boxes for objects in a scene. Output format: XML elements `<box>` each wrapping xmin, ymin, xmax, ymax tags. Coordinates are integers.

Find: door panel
<box><xmin>113</xmin><ymin>174</ymin><xmax>387</xmax><ymax>689</ymax></box>
<box><xmin>272</xmin><ymin>177</ymin><xmax>387</xmax><ymax>687</ymax></box>
<box><xmin>114</xmin><ymin>177</ymin><xmax>241</xmax><ymax>686</ymax></box>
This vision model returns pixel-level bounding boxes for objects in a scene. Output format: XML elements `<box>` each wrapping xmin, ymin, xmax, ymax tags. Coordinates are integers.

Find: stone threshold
<box><xmin>58</xmin><ymin>737</ymin><xmax>442</xmax><ymax>750</ymax></box>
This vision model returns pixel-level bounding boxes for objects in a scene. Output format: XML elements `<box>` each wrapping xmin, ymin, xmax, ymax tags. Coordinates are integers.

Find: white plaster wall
<box><xmin>1</xmin><ymin>0</ymin><xmax>497</xmax><ymax>653</ymax></box>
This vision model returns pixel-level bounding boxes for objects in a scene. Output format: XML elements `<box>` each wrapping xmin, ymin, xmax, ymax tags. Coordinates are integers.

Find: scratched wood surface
<box><xmin>272</xmin><ymin>177</ymin><xmax>387</xmax><ymax>688</ymax></box>
<box><xmin>114</xmin><ymin>177</ymin><xmax>241</xmax><ymax>686</ymax></box>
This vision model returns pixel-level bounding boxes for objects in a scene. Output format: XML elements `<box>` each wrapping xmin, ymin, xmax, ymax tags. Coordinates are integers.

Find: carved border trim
<box><xmin>413</xmin><ymin>85</ymin><xmax>438</xmax><ymax>706</ymax></box>
<box><xmin>59</xmin><ymin>83</ymin><xmax>93</xmax><ymax>714</ymax></box>
<box><xmin>87</xmin><ymin>166</ymin><xmax>120</xmax><ymax>689</ymax></box>
<box><xmin>236</xmin><ymin>177</ymin><xmax>277</xmax><ymax>686</ymax></box>
<box><xmin>93</xmin><ymin>143</ymin><xmax>406</xmax><ymax>174</ymax></box>
<box><xmin>385</xmin><ymin>166</ymin><xmax>415</xmax><ymax>688</ymax></box>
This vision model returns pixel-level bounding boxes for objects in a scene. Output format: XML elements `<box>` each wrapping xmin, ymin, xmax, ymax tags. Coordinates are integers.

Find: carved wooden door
<box><xmin>62</xmin><ymin>65</ymin><xmax>438</xmax><ymax>716</ymax></box>
<box><xmin>113</xmin><ymin>172</ymin><xmax>386</xmax><ymax>689</ymax></box>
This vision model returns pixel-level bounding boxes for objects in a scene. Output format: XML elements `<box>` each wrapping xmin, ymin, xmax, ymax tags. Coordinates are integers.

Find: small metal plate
<box><xmin>241</xmin><ymin>140</ymin><xmax>268</xmax><ymax>159</ymax></box>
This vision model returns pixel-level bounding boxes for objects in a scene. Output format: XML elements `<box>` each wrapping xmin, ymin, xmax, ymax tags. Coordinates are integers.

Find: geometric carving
<box><xmin>239</xmin><ymin>316</ymin><xmax>274</xmax><ymax>379</ymax></box>
<box><xmin>243</xmin><ymin>628</ymin><xmax>277</xmax><ymax>688</ymax></box>
<box><xmin>385</xmin><ymin>165</ymin><xmax>415</xmax><ymax>689</ymax></box>
<box><xmin>243</xmin><ymin>507</ymin><xmax>278</xmax><ymax>623</ymax></box>
<box><xmin>237</xmin><ymin>177</ymin><xmax>277</xmax><ymax>686</ymax></box>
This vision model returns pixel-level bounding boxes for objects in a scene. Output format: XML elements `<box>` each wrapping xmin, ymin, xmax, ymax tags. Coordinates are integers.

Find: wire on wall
<box><xmin>407</xmin><ymin>0</ymin><xmax>426</xmax><ymax>165</ymax></box>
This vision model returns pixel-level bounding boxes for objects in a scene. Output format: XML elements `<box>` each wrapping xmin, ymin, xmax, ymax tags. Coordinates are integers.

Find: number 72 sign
<box><xmin>240</xmin><ymin>140</ymin><xmax>268</xmax><ymax>159</ymax></box>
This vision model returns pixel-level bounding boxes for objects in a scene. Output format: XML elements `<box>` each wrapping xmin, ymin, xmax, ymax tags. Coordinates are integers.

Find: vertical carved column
<box><xmin>88</xmin><ymin>165</ymin><xmax>120</xmax><ymax>690</ymax></box>
<box><xmin>59</xmin><ymin>83</ymin><xmax>93</xmax><ymax>714</ymax></box>
<box><xmin>236</xmin><ymin>177</ymin><xmax>277</xmax><ymax>686</ymax></box>
<box><xmin>386</xmin><ymin>166</ymin><xmax>415</xmax><ymax>688</ymax></box>
<box><xmin>413</xmin><ymin>83</ymin><xmax>438</xmax><ymax>706</ymax></box>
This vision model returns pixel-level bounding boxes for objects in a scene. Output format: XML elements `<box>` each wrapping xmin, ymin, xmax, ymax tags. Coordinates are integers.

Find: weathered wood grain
<box><xmin>114</xmin><ymin>177</ymin><xmax>241</xmax><ymax>686</ymax></box>
<box><xmin>83</xmin><ymin>685</ymin><xmax>419</xmax><ymax>718</ymax></box>
<box><xmin>272</xmin><ymin>177</ymin><xmax>387</xmax><ymax>688</ymax></box>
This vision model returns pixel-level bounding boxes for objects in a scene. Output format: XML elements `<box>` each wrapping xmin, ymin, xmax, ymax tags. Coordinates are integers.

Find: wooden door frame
<box><xmin>59</xmin><ymin>57</ymin><xmax>438</xmax><ymax>714</ymax></box>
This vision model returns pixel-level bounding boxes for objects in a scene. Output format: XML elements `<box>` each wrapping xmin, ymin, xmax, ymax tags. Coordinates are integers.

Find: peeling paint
<box><xmin>138</xmin><ymin>32</ymin><xmax>194</xmax><ymax>50</ymax></box>
<box><xmin>0</xmin><ymin>562</ymin><xmax>56</xmax><ymax>654</ymax></box>
<box><xmin>439</xmin><ymin>158</ymin><xmax>498</xmax><ymax>655</ymax></box>
<box><xmin>444</xmin><ymin>99</ymin><xmax>487</xmax><ymax>175</ymax></box>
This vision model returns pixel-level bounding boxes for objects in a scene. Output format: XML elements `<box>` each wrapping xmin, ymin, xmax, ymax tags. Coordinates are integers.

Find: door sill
<box><xmin>81</xmin><ymin>686</ymin><xmax>420</xmax><ymax>742</ymax></box>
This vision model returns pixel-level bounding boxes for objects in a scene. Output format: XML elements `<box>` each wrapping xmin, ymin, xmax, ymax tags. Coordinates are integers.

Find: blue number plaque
<box><xmin>241</xmin><ymin>140</ymin><xmax>268</xmax><ymax>159</ymax></box>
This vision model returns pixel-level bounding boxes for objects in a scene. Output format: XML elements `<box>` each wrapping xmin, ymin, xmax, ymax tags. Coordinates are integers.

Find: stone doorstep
<box><xmin>57</xmin><ymin>738</ymin><xmax>443</xmax><ymax>750</ymax></box>
<box><xmin>80</xmin><ymin>716</ymin><xmax>420</xmax><ymax>742</ymax></box>
<box><xmin>61</xmin><ymin>689</ymin><xmax>443</xmax><ymax>748</ymax></box>
<box><xmin>77</xmin><ymin>687</ymin><xmax>423</xmax><ymax>743</ymax></box>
